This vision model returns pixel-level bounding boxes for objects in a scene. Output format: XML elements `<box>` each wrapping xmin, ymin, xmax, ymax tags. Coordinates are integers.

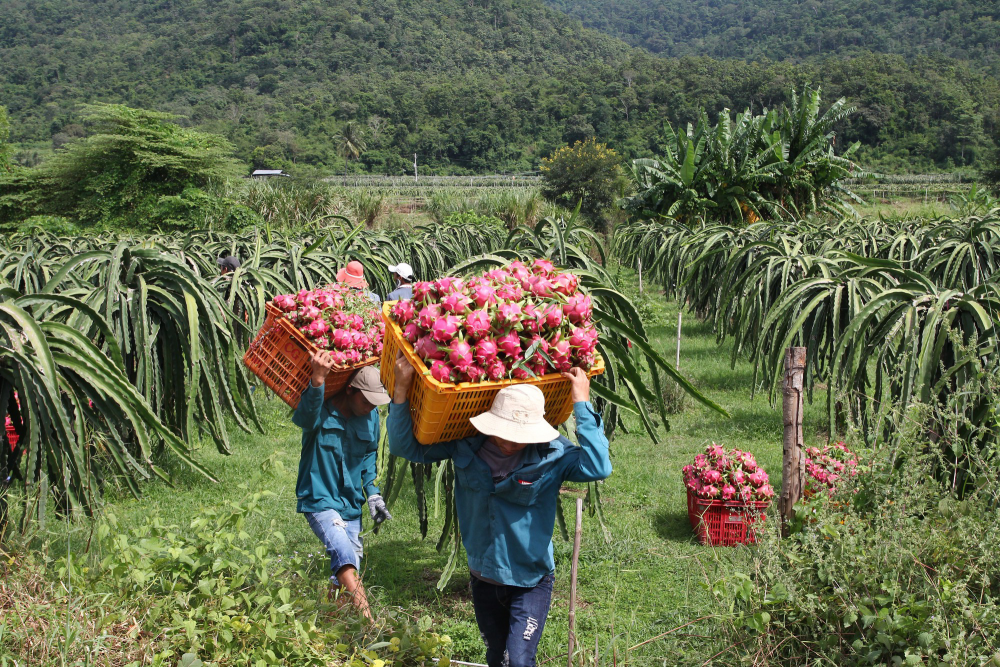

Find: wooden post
<box><xmin>675</xmin><ymin>312</ymin><xmax>682</xmax><ymax>370</ymax></box>
<box><xmin>567</xmin><ymin>498</ymin><xmax>583</xmax><ymax>667</ymax></box>
<box><xmin>637</xmin><ymin>258</ymin><xmax>643</xmax><ymax>294</ymax></box>
<box><xmin>780</xmin><ymin>347</ymin><xmax>806</xmax><ymax>537</ymax></box>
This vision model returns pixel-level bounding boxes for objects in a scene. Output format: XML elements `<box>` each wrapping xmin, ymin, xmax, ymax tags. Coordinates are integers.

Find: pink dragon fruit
<box><xmin>474</xmin><ymin>338</ymin><xmax>499</xmax><ymax>365</ymax></box>
<box><xmin>496</xmin><ymin>302</ymin><xmax>522</xmax><ymax>327</ymax></box>
<box><xmin>471</xmin><ymin>283</ymin><xmax>497</xmax><ymax>308</ymax></box>
<box><xmin>563</xmin><ymin>295</ymin><xmax>593</xmax><ymax>324</ymax></box>
<box><xmin>441</xmin><ymin>292</ymin><xmax>471</xmax><ymax>315</ymax></box>
<box><xmin>465</xmin><ymin>309</ymin><xmax>492</xmax><ymax>338</ymax></box>
<box><xmin>721</xmin><ymin>484</ymin><xmax>737</xmax><ymax>500</ymax></box>
<box><xmin>413</xmin><ymin>281</ymin><xmax>436</xmax><ymax>303</ymax></box>
<box><xmin>485</xmin><ymin>268</ymin><xmax>511</xmax><ymax>283</ymax></box>
<box><xmin>543</xmin><ymin>304</ymin><xmax>564</xmax><ymax>329</ymax></box>
<box><xmin>485</xmin><ymin>359</ymin><xmax>506</xmax><ymax>381</ymax></box>
<box><xmin>552</xmin><ymin>273</ymin><xmax>580</xmax><ymax>296</ymax></box>
<box><xmin>304</xmin><ymin>319</ymin><xmax>330</xmax><ymax>338</ymax></box>
<box><xmin>314</xmin><ymin>292</ymin><xmax>336</xmax><ymax>310</ymax></box>
<box><xmin>429</xmin><ymin>360</ymin><xmax>454</xmax><ymax>383</ymax></box>
<box><xmin>463</xmin><ymin>365</ymin><xmax>486</xmax><ymax>383</ymax></box>
<box><xmin>496</xmin><ymin>282</ymin><xmax>523</xmax><ymax>302</ymax></box>
<box><xmin>417</xmin><ymin>304</ymin><xmax>442</xmax><ymax>330</ymax></box>
<box><xmin>507</xmin><ymin>260</ymin><xmax>531</xmax><ymax>282</ymax></box>
<box><xmin>297</xmin><ymin>305</ymin><xmax>321</xmax><ymax>323</ymax></box>
<box><xmin>414</xmin><ymin>335</ymin><xmax>444</xmax><ymax>361</ymax></box>
<box><xmin>511</xmin><ymin>366</ymin><xmax>534</xmax><ymax>380</ymax></box>
<box><xmin>569</xmin><ymin>326</ymin><xmax>599</xmax><ymax>355</ymax></box>
<box><xmin>520</xmin><ymin>303</ymin><xmax>543</xmax><ymax>334</ymax></box>
<box><xmin>550</xmin><ymin>340</ymin><xmax>573</xmax><ymax>372</ymax></box>
<box><xmin>392</xmin><ymin>299</ymin><xmax>417</xmax><ymax>323</ymax></box>
<box><xmin>403</xmin><ymin>322</ymin><xmax>421</xmax><ymax>344</ymax></box>
<box><xmin>296</xmin><ymin>290</ymin><xmax>316</xmax><ymax>308</ymax></box>
<box><xmin>435</xmin><ymin>276</ymin><xmax>464</xmax><ymax>296</ymax></box>
<box><xmin>531</xmin><ymin>258</ymin><xmax>555</xmax><ymax>276</ymax></box>
<box><xmin>431</xmin><ymin>315</ymin><xmax>462</xmax><ymax>343</ymax></box>
<box><xmin>527</xmin><ymin>276</ymin><xmax>554</xmax><ymax>298</ymax></box>
<box><xmin>497</xmin><ymin>331</ymin><xmax>522</xmax><ymax>357</ymax></box>
<box><xmin>448</xmin><ymin>340</ymin><xmax>474</xmax><ymax>371</ymax></box>
<box><xmin>330</xmin><ymin>350</ymin><xmax>348</xmax><ymax>365</ymax></box>
<box><xmin>273</xmin><ymin>294</ymin><xmax>297</xmax><ymax>312</ymax></box>
<box><xmin>703</xmin><ymin>469</ymin><xmax>723</xmax><ymax>485</ymax></box>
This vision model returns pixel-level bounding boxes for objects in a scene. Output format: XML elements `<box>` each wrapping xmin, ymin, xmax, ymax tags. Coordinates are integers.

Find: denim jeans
<box><xmin>305</xmin><ymin>509</ymin><xmax>363</xmax><ymax>586</ymax></box>
<box><xmin>470</xmin><ymin>574</ymin><xmax>554</xmax><ymax>667</ymax></box>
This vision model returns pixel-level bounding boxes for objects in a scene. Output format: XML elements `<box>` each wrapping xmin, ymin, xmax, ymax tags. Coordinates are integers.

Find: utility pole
<box><xmin>414</xmin><ymin>153</ymin><xmax>418</xmax><ymax>183</ymax></box>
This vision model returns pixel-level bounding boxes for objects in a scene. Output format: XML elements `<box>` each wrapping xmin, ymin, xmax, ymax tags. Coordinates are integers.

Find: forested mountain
<box><xmin>1</xmin><ymin>0</ymin><xmax>998</xmax><ymax>173</ymax></box>
<box><xmin>545</xmin><ymin>0</ymin><xmax>1000</xmax><ymax>72</ymax></box>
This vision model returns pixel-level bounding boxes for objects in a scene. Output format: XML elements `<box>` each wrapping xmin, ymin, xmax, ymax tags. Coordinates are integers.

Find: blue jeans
<box><xmin>470</xmin><ymin>574</ymin><xmax>554</xmax><ymax>667</ymax></box>
<box><xmin>305</xmin><ymin>509</ymin><xmax>362</xmax><ymax>586</ymax></box>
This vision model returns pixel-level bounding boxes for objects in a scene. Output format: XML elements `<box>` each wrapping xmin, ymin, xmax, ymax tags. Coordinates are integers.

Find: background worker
<box><xmin>386</xmin><ymin>262</ymin><xmax>415</xmax><ymax>301</ymax></box>
<box><xmin>217</xmin><ymin>255</ymin><xmax>241</xmax><ymax>275</ymax></box>
<box><xmin>294</xmin><ymin>357</ymin><xmax>393</xmax><ymax>620</ymax></box>
<box><xmin>387</xmin><ymin>352</ymin><xmax>612</xmax><ymax>667</ymax></box>
<box><xmin>337</xmin><ymin>260</ymin><xmax>381</xmax><ymax>304</ymax></box>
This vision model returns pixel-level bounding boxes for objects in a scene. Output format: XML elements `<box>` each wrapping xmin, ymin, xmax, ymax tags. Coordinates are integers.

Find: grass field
<box><xmin>32</xmin><ymin>283</ymin><xmax>824</xmax><ymax>666</ymax></box>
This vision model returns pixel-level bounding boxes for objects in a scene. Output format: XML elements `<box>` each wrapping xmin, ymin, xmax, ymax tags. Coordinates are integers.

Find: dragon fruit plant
<box><xmin>804</xmin><ymin>441</ymin><xmax>860</xmax><ymax>496</ymax></box>
<box><xmin>270</xmin><ymin>284</ymin><xmax>384</xmax><ymax>364</ymax></box>
<box><xmin>683</xmin><ymin>443</ymin><xmax>775</xmax><ymax>503</ymax></box>
<box><xmin>387</xmin><ymin>259</ymin><xmax>600</xmax><ymax>384</ymax></box>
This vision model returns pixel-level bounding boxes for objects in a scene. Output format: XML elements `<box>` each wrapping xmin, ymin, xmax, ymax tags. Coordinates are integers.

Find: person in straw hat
<box><xmin>294</xmin><ymin>353</ymin><xmax>393</xmax><ymax>620</ymax></box>
<box><xmin>388</xmin><ymin>351</ymin><xmax>611</xmax><ymax>667</ymax></box>
<box><xmin>337</xmin><ymin>259</ymin><xmax>381</xmax><ymax>304</ymax></box>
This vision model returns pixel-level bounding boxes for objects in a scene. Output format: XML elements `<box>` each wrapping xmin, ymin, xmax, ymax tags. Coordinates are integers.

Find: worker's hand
<box><xmin>310</xmin><ymin>350</ymin><xmax>336</xmax><ymax>387</ymax></box>
<box><xmin>393</xmin><ymin>350</ymin><xmax>416</xmax><ymax>403</ymax></box>
<box><xmin>367</xmin><ymin>494</ymin><xmax>392</xmax><ymax>524</ymax></box>
<box><xmin>561</xmin><ymin>367</ymin><xmax>590</xmax><ymax>404</ymax></box>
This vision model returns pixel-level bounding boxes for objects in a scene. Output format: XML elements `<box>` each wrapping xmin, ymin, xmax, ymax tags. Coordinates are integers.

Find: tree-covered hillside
<box><xmin>2</xmin><ymin>0</ymin><xmax>998</xmax><ymax>173</ymax></box>
<box><xmin>545</xmin><ymin>0</ymin><xmax>1000</xmax><ymax>71</ymax></box>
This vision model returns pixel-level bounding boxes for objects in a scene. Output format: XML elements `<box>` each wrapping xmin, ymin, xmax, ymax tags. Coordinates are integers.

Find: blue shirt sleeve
<box><xmin>387</xmin><ymin>401</ymin><xmax>456</xmax><ymax>463</ymax></box>
<box><xmin>562</xmin><ymin>402</ymin><xmax>613</xmax><ymax>483</ymax></box>
<box><xmin>292</xmin><ymin>383</ymin><xmax>324</xmax><ymax>433</ymax></box>
<box><xmin>362</xmin><ymin>415</ymin><xmax>381</xmax><ymax>497</ymax></box>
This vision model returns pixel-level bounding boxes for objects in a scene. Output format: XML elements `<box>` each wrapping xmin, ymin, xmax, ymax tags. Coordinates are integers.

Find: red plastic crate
<box><xmin>243</xmin><ymin>304</ymin><xmax>378</xmax><ymax>409</ymax></box>
<box><xmin>686</xmin><ymin>487</ymin><xmax>769</xmax><ymax>546</ymax></box>
<box><xmin>6</xmin><ymin>424</ymin><xmax>18</xmax><ymax>452</ymax></box>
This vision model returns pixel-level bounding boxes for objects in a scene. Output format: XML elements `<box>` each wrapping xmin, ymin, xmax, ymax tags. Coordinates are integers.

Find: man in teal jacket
<box><xmin>294</xmin><ymin>352</ymin><xmax>392</xmax><ymax>619</ymax></box>
<box><xmin>387</xmin><ymin>351</ymin><xmax>612</xmax><ymax>667</ymax></box>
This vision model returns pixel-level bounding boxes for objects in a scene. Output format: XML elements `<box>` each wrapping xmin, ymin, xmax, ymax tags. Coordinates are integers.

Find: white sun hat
<box><xmin>388</xmin><ymin>262</ymin><xmax>414</xmax><ymax>280</ymax></box>
<box><xmin>469</xmin><ymin>384</ymin><xmax>560</xmax><ymax>444</ymax></box>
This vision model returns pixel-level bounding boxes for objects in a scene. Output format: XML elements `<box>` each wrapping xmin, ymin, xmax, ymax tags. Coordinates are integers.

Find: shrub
<box><xmin>539</xmin><ymin>139</ymin><xmax>626</xmax><ymax>231</ymax></box>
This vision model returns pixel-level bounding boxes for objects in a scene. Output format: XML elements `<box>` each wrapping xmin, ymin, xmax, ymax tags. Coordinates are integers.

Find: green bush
<box><xmin>709</xmin><ymin>374</ymin><xmax>1000</xmax><ymax>666</ymax></box>
<box><xmin>0</xmin><ymin>459</ymin><xmax>455</xmax><ymax>666</ymax></box>
<box><xmin>540</xmin><ymin>139</ymin><xmax>627</xmax><ymax>230</ymax></box>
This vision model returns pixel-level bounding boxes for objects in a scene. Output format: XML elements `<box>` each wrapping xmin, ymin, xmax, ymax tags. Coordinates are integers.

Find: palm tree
<box><xmin>337</xmin><ymin>122</ymin><xmax>367</xmax><ymax>175</ymax></box>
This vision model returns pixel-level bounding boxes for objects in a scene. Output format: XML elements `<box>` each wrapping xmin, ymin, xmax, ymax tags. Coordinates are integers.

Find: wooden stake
<box><xmin>637</xmin><ymin>258</ymin><xmax>643</xmax><ymax>294</ymax></box>
<box><xmin>568</xmin><ymin>498</ymin><xmax>583</xmax><ymax>667</ymax></box>
<box><xmin>675</xmin><ymin>311</ymin><xmax>682</xmax><ymax>370</ymax></box>
<box><xmin>780</xmin><ymin>347</ymin><xmax>806</xmax><ymax>536</ymax></box>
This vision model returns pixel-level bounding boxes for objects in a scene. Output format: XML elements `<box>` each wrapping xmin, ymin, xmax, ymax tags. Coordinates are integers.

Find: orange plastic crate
<box><xmin>380</xmin><ymin>301</ymin><xmax>605</xmax><ymax>445</ymax></box>
<box><xmin>243</xmin><ymin>304</ymin><xmax>378</xmax><ymax>409</ymax></box>
<box><xmin>686</xmin><ymin>487</ymin><xmax>769</xmax><ymax>546</ymax></box>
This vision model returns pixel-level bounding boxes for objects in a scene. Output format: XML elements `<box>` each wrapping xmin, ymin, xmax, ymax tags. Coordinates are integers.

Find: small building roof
<box><xmin>251</xmin><ymin>169</ymin><xmax>291</xmax><ymax>177</ymax></box>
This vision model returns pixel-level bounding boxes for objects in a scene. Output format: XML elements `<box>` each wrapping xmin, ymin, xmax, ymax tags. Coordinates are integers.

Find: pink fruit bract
<box><xmin>431</xmin><ymin>315</ymin><xmax>462</xmax><ymax>343</ymax></box>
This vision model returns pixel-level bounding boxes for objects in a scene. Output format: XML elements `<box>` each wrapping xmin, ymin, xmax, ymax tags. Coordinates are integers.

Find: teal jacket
<box><xmin>387</xmin><ymin>401</ymin><xmax>611</xmax><ymax>587</ymax></box>
<box><xmin>293</xmin><ymin>384</ymin><xmax>380</xmax><ymax>519</ymax></box>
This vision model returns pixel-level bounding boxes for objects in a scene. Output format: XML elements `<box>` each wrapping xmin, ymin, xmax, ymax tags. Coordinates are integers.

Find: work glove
<box><xmin>367</xmin><ymin>494</ymin><xmax>392</xmax><ymax>525</ymax></box>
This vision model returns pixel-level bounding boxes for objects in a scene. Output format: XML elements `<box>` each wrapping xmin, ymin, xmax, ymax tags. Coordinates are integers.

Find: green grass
<box><xmin>9</xmin><ymin>290</ymin><xmax>829</xmax><ymax>665</ymax></box>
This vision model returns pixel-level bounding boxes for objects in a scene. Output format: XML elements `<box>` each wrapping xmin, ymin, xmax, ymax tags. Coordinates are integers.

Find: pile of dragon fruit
<box><xmin>388</xmin><ymin>259</ymin><xmax>599</xmax><ymax>384</ymax></box>
<box><xmin>804</xmin><ymin>441</ymin><xmax>860</xmax><ymax>496</ymax></box>
<box><xmin>684</xmin><ymin>443</ymin><xmax>775</xmax><ymax>502</ymax></box>
<box><xmin>271</xmin><ymin>284</ymin><xmax>384</xmax><ymax>365</ymax></box>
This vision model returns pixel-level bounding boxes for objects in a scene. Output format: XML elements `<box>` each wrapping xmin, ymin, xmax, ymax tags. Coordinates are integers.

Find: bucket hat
<box><xmin>337</xmin><ymin>260</ymin><xmax>368</xmax><ymax>289</ymax></box>
<box><xmin>470</xmin><ymin>384</ymin><xmax>559</xmax><ymax>444</ymax></box>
